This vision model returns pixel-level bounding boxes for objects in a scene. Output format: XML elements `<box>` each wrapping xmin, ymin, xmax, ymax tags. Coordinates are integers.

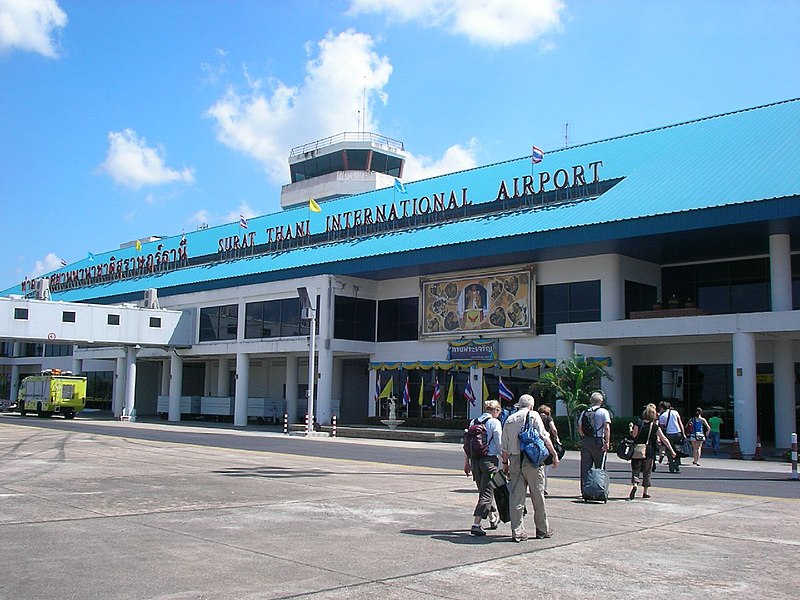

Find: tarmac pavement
<box><xmin>1</xmin><ymin>417</ymin><xmax>798</xmax><ymax>599</ymax></box>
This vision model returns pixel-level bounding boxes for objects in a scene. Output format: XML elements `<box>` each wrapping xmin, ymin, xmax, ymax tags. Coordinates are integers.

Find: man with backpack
<box><xmin>501</xmin><ymin>394</ymin><xmax>559</xmax><ymax>542</ymax></box>
<box><xmin>463</xmin><ymin>400</ymin><xmax>503</xmax><ymax>536</ymax></box>
<box><xmin>579</xmin><ymin>391</ymin><xmax>612</xmax><ymax>487</ymax></box>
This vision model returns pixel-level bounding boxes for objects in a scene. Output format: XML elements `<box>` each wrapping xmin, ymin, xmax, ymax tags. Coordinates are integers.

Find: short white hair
<box><xmin>590</xmin><ymin>391</ymin><xmax>604</xmax><ymax>405</ymax></box>
<box><xmin>517</xmin><ymin>394</ymin><xmax>535</xmax><ymax>409</ymax></box>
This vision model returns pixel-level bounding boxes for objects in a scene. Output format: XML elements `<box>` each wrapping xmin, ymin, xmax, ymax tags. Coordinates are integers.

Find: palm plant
<box><xmin>534</xmin><ymin>353</ymin><xmax>612</xmax><ymax>440</ymax></box>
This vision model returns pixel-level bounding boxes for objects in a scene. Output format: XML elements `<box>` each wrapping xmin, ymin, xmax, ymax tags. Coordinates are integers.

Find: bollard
<box><xmin>305</xmin><ymin>413</ymin><xmax>309</xmax><ymax>437</ymax></box>
<box><xmin>792</xmin><ymin>433</ymin><xmax>798</xmax><ymax>481</ymax></box>
<box><xmin>283</xmin><ymin>413</ymin><xmax>288</xmax><ymax>436</ymax></box>
<box><xmin>729</xmin><ymin>430</ymin><xmax>743</xmax><ymax>459</ymax></box>
<box><xmin>753</xmin><ymin>435</ymin><xmax>764</xmax><ymax>461</ymax></box>
<box><xmin>332</xmin><ymin>414</ymin><xmax>337</xmax><ymax>438</ymax></box>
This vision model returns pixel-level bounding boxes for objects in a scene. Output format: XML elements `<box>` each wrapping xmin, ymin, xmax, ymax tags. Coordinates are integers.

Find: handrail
<box><xmin>289</xmin><ymin>132</ymin><xmax>405</xmax><ymax>158</ymax></box>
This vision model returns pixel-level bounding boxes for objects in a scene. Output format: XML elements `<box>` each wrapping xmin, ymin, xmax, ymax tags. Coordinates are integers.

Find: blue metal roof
<box><xmin>8</xmin><ymin>98</ymin><xmax>800</xmax><ymax>303</ymax></box>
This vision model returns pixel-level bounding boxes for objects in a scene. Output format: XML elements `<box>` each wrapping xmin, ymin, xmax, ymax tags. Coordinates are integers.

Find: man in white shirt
<box><xmin>501</xmin><ymin>394</ymin><xmax>559</xmax><ymax>542</ymax></box>
<box><xmin>578</xmin><ymin>391</ymin><xmax>611</xmax><ymax>485</ymax></box>
<box><xmin>658</xmin><ymin>401</ymin><xmax>685</xmax><ymax>473</ymax></box>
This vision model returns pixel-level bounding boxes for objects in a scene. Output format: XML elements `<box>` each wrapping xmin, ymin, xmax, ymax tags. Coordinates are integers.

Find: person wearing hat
<box><xmin>501</xmin><ymin>394</ymin><xmax>559</xmax><ymax>542</ymax></box>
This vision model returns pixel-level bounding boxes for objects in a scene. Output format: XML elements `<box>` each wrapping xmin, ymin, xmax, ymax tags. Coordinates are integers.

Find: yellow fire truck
<box><xmin>17</xmin><ymin>370</ymin><xmax>87</xmax><ymax>419</ymax></box>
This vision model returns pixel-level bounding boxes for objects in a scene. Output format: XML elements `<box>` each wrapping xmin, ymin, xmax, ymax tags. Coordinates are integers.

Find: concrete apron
<box><xmin>0</xmin><ymin>422</ymin><xmax>797</xmax><ymax>600</ymax></box>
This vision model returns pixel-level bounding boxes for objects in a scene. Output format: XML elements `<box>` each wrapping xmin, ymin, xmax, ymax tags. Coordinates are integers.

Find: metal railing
<box><xmin>289</xmin><ymin>132</ymin><xmax>405</xmax><ymax>158</ymax></box>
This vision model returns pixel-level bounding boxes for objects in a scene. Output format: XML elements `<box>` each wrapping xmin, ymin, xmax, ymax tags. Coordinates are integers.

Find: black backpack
<box><xmin>580</xmin><ymin>407</ymin><xmax>598</xmax><ymax>438</ymax></box>
<box><xmin>463</xmin><ymin>415</ymin><xmax>491</xmax><ymax>459</ymax></box>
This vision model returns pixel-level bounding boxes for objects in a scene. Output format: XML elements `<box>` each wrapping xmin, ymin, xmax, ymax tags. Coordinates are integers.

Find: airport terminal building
<box><xmin>2</xmin><ymin>99</ymin><xmax>800</xmax><ymax>454</ymax></box>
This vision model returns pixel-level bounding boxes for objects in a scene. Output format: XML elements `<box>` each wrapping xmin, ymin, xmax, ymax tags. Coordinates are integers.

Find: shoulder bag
<box><xmin>632</xmin><ymin>421</ymin><xmax>654</xmax><ymax>460</ymax></box>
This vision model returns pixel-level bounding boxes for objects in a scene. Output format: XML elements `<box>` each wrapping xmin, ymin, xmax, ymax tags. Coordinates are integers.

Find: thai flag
<box><xmin>375</xmin><ymin>373</ymin><xmax>381</xmax><ymax>404</ymax></box>
<box><xmin>498</xmin><ymin>376</ymin><xmax>513</xmax><ymax>403</ymax></box>
<box><xmin>432</xmin><ymin>376</ymin><xmax>442</xmax><ymax>406</ymax></box>
<box><xmin>464</xmin><ymin>380</ymin><xmax>476</xmax><ymax>406</ymax></box>
<box><xmin>402</xmin><ymin>377</ymin><xmax>411</xmax><ymax>406</ymax></box>
<box><xmin>60</xmin><ymin>258</ymin><xmax>67</xmax><ymax>267</ymax></box>
<box><xmin>531</xmin><ymin>145</ymin><xmax>544</xmax><ymax>164</ymax></box>
<box><xmin>239</xmin><ymin>214</ymin><xmax>248</xmax><ymax>229</ymax></box>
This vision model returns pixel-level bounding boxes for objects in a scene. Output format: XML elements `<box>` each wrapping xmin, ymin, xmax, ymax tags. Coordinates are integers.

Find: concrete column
<box><xmin>315</xmin><ymin>278</ymin><xmax>334</xmax><ymax>425</ymax></box>
<box><xmin>71</xmin><ymin>353</ymin><xmax>81</xmax><ymax>375</ymax></box>
<box><xmin>599</xmin><ymin>345</ymin><xmax>622</xmax><ymax>416</ymax></box>
<box><xmin>732</xmin><ymin>332</ymin><xmax>757</xmax><ymax>457</ymax></box>
<box><xmin>769</xmin><ymin>233</ymin><xmax>792</xmax><ymax>312</ymax></box>
<box><xmin>332</xmin><ymin>357</ymin><xmax>343</xmax><ymax>420</ymax></box>
<box><xmin>9</xmin><ymin>342</ymin><xmax>21</xmax><ymax>405</ymax></box>
<box><xmin>285</xmin><ymin>355</ymin><xmax>298</xmax><ymax>424</ymax></box>
<box><xmin>124</xmin><ymin>346</ymin><xmax>138</xmax><ymax>420</ymax></box>
<box><xmin>160</xmin><ymin>359</ymin><xmax>170</xmax><ymax>395</ymax></box>
<box><xmin>168</xmin><ymin>353</ymin><xmax>183</xmax><ymax>422</ymax></box>
<box><xmin>217</xmin><ymin>357</ymin><xmax>230</xmax><ymax>397</ymax></box>
<box><xmin>773</xmin><ymin>339</ymin><xmax>796</xmax><ymax>450</ymax></box>
<box><xmin>368</xmin><ymin>368</ymin><xmax>377</xmax><ymax>418</ymax></box>
<box><xmin>556</xmin><ymin>337</ymin><xmax>575</xmax><ymax>363</ymax></box>
<box><xmin>234</xmin><ymin>352</ymin><xmax>249</xmax><ymax>427</ymax></box>
<box><xmin>600</xmin><ymin>256</ymin><xmax>624</xmax><ymax>322</ymax></box>
<box><xmin>113</xmin><ymin>356</ymin><xmax>126</xmax><ymax>417</ymax></box>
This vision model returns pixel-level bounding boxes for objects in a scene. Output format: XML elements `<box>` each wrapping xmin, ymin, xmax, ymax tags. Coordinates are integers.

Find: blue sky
<box><xmin>1</xmin><ymin>0</ymin><xmax>799</xmax><ymax>291</ymax></box>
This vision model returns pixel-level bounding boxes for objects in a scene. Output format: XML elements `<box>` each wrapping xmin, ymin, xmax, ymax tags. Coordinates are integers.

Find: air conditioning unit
<box><xmin>35</xmin><ymin>278</ymin><xmax>51</xmax><ymax>300</ymax></box>
<box><xmin>144</xmin><ymin>288</ymin><xmax>160</xmax><ymax>309</ymax></box>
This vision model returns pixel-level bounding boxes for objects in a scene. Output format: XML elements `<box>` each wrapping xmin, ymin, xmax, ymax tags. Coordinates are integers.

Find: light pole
<box><xmin>297</xmin><ymin>287</ymin><xmax>316</xmax><ymax>436</ymax></box>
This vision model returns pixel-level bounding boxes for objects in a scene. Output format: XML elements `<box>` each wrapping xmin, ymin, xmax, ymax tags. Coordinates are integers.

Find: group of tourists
<box><xmin>464</xmin><ymin>391</ymin><xmax>725</xmax><ymax>537</ymax></box>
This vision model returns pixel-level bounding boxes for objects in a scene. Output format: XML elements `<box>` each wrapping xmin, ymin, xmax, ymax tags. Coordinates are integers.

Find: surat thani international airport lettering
<box><xmin>27</xmin><ymin>162</ymin><xmax>602</xmax><ymax>291</ymax></box>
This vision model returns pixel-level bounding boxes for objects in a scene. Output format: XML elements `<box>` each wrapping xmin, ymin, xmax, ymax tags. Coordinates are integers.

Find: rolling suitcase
<box><xmin>582</xmin><ymin>452</ymin><xmax>609</xmax><ymax>503</ymax></box>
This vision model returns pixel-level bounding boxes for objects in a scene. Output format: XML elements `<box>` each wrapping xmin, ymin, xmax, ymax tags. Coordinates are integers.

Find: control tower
<box><xmin>280</xmin><ymin>132</ymin><xmax>406</xmax><ymax>210</ymax></box>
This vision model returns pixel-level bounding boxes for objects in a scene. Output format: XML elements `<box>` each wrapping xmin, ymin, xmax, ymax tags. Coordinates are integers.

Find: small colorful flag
<box><xmin>431</xmin><ymin>376</ymin><xmax>441</xmax><ymax>406</ymax></box>
<box><xmin>482</xmin><ymin>377</ymin><xmax>490</xmax><ymax>401</ymax></box>
<box><xmin>402</xmin><ymin>376</ymin><xmax>411</xmax><ymax>406</ymax></box>
<box><xmin>418</xmin><ymin>375</ymin><xmax>425</xmax><ymax>406</ymax></box>
<box><xmin>464</xmin><ymin>380</ymin><xmax>476</xmax><ymax>406</ymax></box>
<box><xmin>87</xmin><ymin>251</ymin><xmax>95</xmax><ymax>262</ymax></box>
<box><xmin>309</xmin><ymin>198</ymin><xmax>321</xmax><ymax>213</ymax></box>
<box><xmin>379</xmin><ymin>377</ymin><xmax>393</xmax><ymax>399</ymax></box>
<box><xmin>239</xmin><ymin>214</ymin><xmax>248</xmax><ymax>229</ymax></box>
<box><xmin>135</xmin><ymin>239</ymin><xmax>142</xmax><ymax>252</ymax></box>
<box><xmin>531</xmin><ymin>145</ymin><xmax>544</xmax><ymax>164</ymax></box>
<box><xmin>446</xmin><ymin>376</ymin><xmax>454</xmax><ymax>406</ymax></box>
<box><xmin>498</xmin><ymin>376</ymin><xmax>513</xmax><ymax>403</ymax></box>
<box><xmin>60</xmin><ymin>258</ymin><xmax>67</xmax><ymax>267</ymax></box>
<box><xmin>394</xmin><ymin>178</ymin><xmax>408</xmax><ymax>196</ymax></box>
<box><xmin>375</xmin><ymin>373</ymin><xmax>382</xmax><ymax>404</ymax></box>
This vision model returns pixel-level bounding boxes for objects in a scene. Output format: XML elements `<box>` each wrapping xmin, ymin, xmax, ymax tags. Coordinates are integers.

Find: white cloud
<box><xmin>403</xmin><ymin>139</ymin><xmax>479</xmax><ymax>181</ymax></box>
<box><xmin>0</xmin><ymin>0</ymin><xmax>67</xmax><ymax>58</ymax></box>
<box><xmin>187</xmin><ymin>201</ymin><xmax>256</xmax><ymax>230</ymax></box>
<box><xmin>348</xmin><ymin>0</ymin><xmax>564</xmax><ymax>47</ymax></box>
<box><xmin>30</xmin><ymin>252</ymin><xmax>63</xmax><ymax>278</ymax></box>
<box><xmin>206</xmin><ymin>29</ymin><xmax>393</xmax><ymax>185</ymax></box>
<box><xmin>98</xmin><ymin>129</ymin><xmax>195</xmax><ymax>190</ymax></box>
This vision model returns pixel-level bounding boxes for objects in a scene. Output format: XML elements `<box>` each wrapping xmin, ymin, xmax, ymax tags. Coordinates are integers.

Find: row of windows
<box><xmin>12</xmin><ymin>308</ymin><xmax>161</xmax><ymax>328</ymax></box>
<box><xmin>290</xmin><ymin>150</ymin><xmax>403</xmax><ymax>182</ymax></box>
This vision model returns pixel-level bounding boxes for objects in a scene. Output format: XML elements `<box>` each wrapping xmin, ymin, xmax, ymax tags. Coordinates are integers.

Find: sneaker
<box><xmin>470</xmin><ymin>525</ymin><xmax>486</xmax><ymax>537</ymax></box>
<box><xmin>642</xmin><ymin>493</ymin><xmax>651</xmax><ymax>499</ymax></box>
<box><xmin>512</xmin><ymin>533</ymin><xmax>528</xmax><ymax>542</ymax></box>
<box><xmin>535</xmin><ymin>530</ymin><xmax>553</xmax><ymax>539</ymax></box>
<box><xmin>488</xmin><ymin>516</ymin><xmax>499</xmax><ymax>530</ymax></box>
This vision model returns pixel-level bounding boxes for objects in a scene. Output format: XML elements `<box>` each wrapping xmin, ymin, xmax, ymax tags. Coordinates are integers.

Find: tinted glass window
<box><xmin>334</xmin><ymin>296</ymin><xmax>376</xmax><ymax>341</ymax></box>
<box><xmin>536</xmin><ymin>281</ymin><xmax>600</xmax><ymax>334</ymax></box>
<box><xmin>199</xmin><ymin>305</ymin><xmax>238</xmax><ymax>342</ymax></box>
<box><xmin>346</xmin><ymin>149</ymin><xmax>369</xmax><ymax>170</ymax></box>
<box><xmin>378</xmin><ymin>297</ymin><xmax>419</xmax><ymax>342</ymax></box>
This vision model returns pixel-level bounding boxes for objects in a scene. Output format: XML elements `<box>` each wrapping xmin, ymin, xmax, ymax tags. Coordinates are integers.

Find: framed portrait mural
<box><xmin>420</xmin><ymin>268</ymin><xmax>534</xmax><ymax>338</ymax></box>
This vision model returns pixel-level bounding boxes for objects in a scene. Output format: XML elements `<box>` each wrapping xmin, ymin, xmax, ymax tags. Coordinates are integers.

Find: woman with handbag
<box><xmin>629</xmin><ymin>403</ymin><xmax>676</xmax><ymax>500</ymax></box>
<box><xmin>537</xmin><ymin>404</ymin><xmax>560</xmax><ymax>496</ymax></box>
<box><xmin>687</xmin><ymin>408</ymin><xmax>711</xmax><ymax>466</ymax></box>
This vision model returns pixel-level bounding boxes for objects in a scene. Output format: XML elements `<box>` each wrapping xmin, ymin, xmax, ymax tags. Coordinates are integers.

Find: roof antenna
<box><xmin>564</xmin><ymin>122</ymin><xmax>569</xmax><ymax>148</ymax></box>
<box><xmin>362</xmin><ymin>75</ymin><xmax>367</xmax><ymax>134</ymax></box>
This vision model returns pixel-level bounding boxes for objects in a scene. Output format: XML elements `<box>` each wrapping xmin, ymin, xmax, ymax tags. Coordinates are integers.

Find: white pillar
<box><xmin>160</xmin><ymin>359</ymin><xmax>170</xmax><ymax>395</ymax></box>
<box><xmin>234</xmin><ymin>352</ymin><xmax>249</xmax><ymax>427</ymax></box>
<box><xmin>217</xmin><ymin>357</ymin><xmax>230</xmax><ymax>397</ymax></box>
<box><xmin>773</xmin><ymin>339</ymin><xmax>796</xmax><ymax>450</ymax></box>
<box><xmin>601</xmin><ymin>256</ymin><xmax>624</xmax><ymax>321</ymax></box>
<box><xmin>285</xmin><ymin>355</ymin><xmax>298</xmax><ymax>424</ymax></box>
<box><xmin>168</xmin><ymin>353</ymin><xmax>183</xmax><ymax>422</ymax></box>
<box><xmin>769</xmin><ymin>233</ymin><xmax>792</xmax><ymax>312</ymax></box>
<box><xmin>732</xmin><ymin>332</ymin><xmax>757</xmax><ymax>457</ymax></box>
<box><xmin>599</xmin><ymin>345</ymin><xmax>622</xmax><ymax>416</ymax></box>
<box><xmin>368</xmin><ymin>368</ymin><xmax>377</xmax><ymax>418</ymax></box>
<box><xmin>316</xmin><ymin>279</ymin><xmax>334</xmax><ymax>425</ymax></box>
<box><xmin>124</xmin><ymin>346</ymin><xmax>138</xmax><ymax>420</ymax></box>
<box><xmin>113</xmin><ymin>356</ymin><xmax>126</xmax><ymax>417</ymax></box>
<box><xmin>332</xmin><ymin>357</ymin><xmax>343</xmax><ymax>420</ymax></box>
<box><xmin>9</xmin><ymin>342</ymin><xmax>21</xmax><ymax>405</ymax></box>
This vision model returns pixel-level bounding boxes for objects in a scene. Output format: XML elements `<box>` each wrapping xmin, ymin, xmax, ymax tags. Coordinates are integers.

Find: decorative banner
<box><xmin>420</xmin><ymin>269</ymin><xmax>533</xmax><ymax>338</ymax></box>
<box><xmin>448</xmin><ymin>338</ymin><xmax>497</xmax><ymax>361</ymax></box>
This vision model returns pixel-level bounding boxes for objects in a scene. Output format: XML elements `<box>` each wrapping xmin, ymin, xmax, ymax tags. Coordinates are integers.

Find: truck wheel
<box><xmin>19</xmin><ymin>405</ymin><xmax>27</xmax><ymax>417</ymax></box>
<box><xmin>36</xmin><ymin>403</ymin><xmax>47</xmax><ymax>418</ymax></box>
<box><xmin>64</xmin><ymin>410</ymin><xmax>75</xmax><ymax>420</ymax></box>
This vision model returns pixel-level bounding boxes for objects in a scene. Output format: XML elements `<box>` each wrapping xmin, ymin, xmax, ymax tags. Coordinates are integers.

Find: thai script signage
<box><xmin>448</xmin><ymin>338</ymin><xmax>498</xmax><ymax>361</ymax></box>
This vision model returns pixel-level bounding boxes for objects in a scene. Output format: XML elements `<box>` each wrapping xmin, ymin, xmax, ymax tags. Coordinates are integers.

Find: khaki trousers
<box><xmin>508</xmin><ymin>454</ymin><xmax>549</xmax><ymax>537</ymax></box>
